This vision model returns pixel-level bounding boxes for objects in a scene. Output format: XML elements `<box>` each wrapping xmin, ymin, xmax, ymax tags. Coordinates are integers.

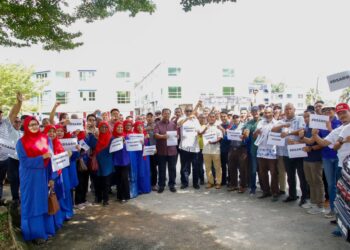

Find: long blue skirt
<box><xmin>129</xmin><ymin>151</ymin><xmax>139</xmax><ymax>198</ymax></box>
<box><xmin>22</xmin><ymin>215</ymin><xmax>48</xmax><ymax>241</ymax></box>
<box><xmin>137</xmin><ymin>154</ymin><xmax>151</xmax><ymax>194</ymax></box>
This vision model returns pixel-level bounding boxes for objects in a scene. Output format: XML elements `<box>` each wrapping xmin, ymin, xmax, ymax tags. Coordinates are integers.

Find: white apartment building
<box><xmin>33</xmin><ymin>68</ymin><xmax>135</xmax><ymax>117</ymax></box>
<box><xmin>134</xmin><ymin>63</ymin><xmax>250</xmax><ymax>115</ymax></box>
<box><xmin>271</xmin><ymin>86</ymin><xmax>306</xmax><ymax>114</ymax></box>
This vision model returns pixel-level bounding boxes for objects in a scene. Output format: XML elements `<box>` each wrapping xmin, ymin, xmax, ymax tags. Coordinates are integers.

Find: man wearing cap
<box><xmin>0</xmin><ymin>92</ymin><xmax>23</xmax><ymax>204</ymax></box>
<box><xmin>312</xmin><ymin>103</ymin><xmax>350</xmax><ymax>217</ymax></box>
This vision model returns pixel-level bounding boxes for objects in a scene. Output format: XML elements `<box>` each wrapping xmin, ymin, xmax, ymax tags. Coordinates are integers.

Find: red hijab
<box><xmin>43</xmin><ymin>125</ymin><xmax>65</xmax><ymax>155</ymax></box>
<box><xmin>123</xmin><ymin>120</ymin><xmax>133</xmax><ymax>137</ymax></box>
<box><xmin>21</xmin><ymin>116</ymin><xmax>50</xmax><ymax>166</ymax></box>
<box><xmin>112</xmin><ymin>121</ymin><xmax>124</xmax><ymax>138</ymax></box>
<box><xmin>133</xmin><ymin>121</ymin><xmax>147</xmax><ymax>136</ymax></box>
<box><xmin>95</xmin><ymin>121</ymin><xmax>112</xmax><ymax>154</ymax></box>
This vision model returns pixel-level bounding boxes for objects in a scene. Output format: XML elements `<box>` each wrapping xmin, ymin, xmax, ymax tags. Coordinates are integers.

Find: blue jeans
<box><xmin>7</xmin><ymin>158</ymin><xmax>20</xmax><ymax>201</ymax></box>
<box><xmin>249</xmin><ymin>152</ymin><xmax>258</xmax><ymax>192</ymax></box>
<box><xmin>180</xmin><ymin>151</ymin><xmax>200</xmax><ymax>186</ymax></box>
<box><xmin>0</xmin><ymin>159</ymin><xmax>8</xmax><ymax>199</ymax></box>
<box><xmin>322</xmin><ymin>158</ymin><xmax>341</xmax><ymax>211</ymax></box>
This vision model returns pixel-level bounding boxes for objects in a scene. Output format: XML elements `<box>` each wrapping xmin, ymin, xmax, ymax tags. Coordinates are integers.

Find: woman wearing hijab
<box><xmin>133</xmin><ymin>121</ymin><xmax>152</xmax><ymax>194</ymax></box>
<box><xmin>112</xmin><ymin>121</ymin><xmax>131</xmax><ymax>202</ymax></box>
<box><xmin>16</xmin><ymin>116</ymin><xmax>52</xmax><ymax>243</ymax></box>
<box><xmin>95</xmin><ymin>121</ymin><xmax>114</xmax><ymax>206</ymax></box>
<box><xmin>123</xmin><ymin>120</ymin><xmax>138</xmax><ymax>198</ymax></box>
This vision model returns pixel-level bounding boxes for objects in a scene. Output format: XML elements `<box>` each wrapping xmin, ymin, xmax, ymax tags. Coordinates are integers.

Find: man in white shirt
<box><xmin>201</xmin><ymin>113</ymin><xmax>223</xmax><ymax>189</ymax></box>
<box><xmin>0</xmin><ymin>92</ymin><xmax>23</xmax><ymax>204</ymax></box>
<box><xmin>177</xmin><ymin>106</ymin><xmax>202</xmax><ymax>189</ymax></box>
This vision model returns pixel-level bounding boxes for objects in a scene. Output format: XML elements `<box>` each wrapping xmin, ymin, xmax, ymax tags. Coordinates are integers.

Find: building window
<box><xmin>286</xmin><ymin>94</ymin><xmax>293</xmax><ymax>98</ymax></box>
<box><xmin>222</xmin><ymin>68</ymin><xmax>234</xmax><ymax>77</ymax></box>
<box><xmin>117</xmin><ymin>91</ymin><xmax>131</xmax><ymax>104</ymax></box>
<box><xmin>168</xmin><ymin>86</ymin><xmax>181</xmax><ymax>98</ymax></box>
<box><xmin>56</xmin><ymin>71</ymin><xmax>70</xmax><ymax>78</ymax></box>
<box><xmin>79</xmin><ymin>90</ymin><xmax>96</xmax><ymax>101</ymax></box>
<box><xmin>223</xmin><ymin>87</ymin><xmax>235</xmax><ymax>96</ymax></box>
<box><xmin>298</xmin><ymin>103</ymin><xmax>304</xmax><ymax>108</ymax></box>
<box><xmin>298</xmin><ymin>94</ymin><xmax>303</xmax><ymax>99</ymax></box>
<box><xmin>168</xmin><ymin>67</ymin><xmax>181</xmax><ymax>76</ymax></box>
<box><xmin>56</xmin><ymin>92</ymin><xmax>69</xmax><ymax>104</ymax></box>
<box><xmin>89</xmin><ymin>91</ymin><xmax>95</xmax><ymax>101</ymax></box>
<box><xmin>278</xmin><ymin>94</ymin><xmax>283</xmax><ymax>99</ymax></box>
<box><xmin>36</xmin><ymin>72</ymin><xmax>49</xmax><ymax>79</ymax></box>
<box><xmin>116</xmin><ymin>72</ymin><xmax>130</xmax><ymax>78</ymax></box>
<box><xmin>79</xmin><ymin>70</ymin><xmax>96</xmax><ymax>81</ymax></box>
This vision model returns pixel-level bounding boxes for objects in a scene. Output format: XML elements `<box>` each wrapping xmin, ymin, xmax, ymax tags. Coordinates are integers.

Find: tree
<box><xmin>0</xmin><ymin>0</ymin><xmax>156</xmax><ymax>51</ymax></box>
<box><xmin>253</xmin><ymin>76</ymin><xmax>270</xmax><ymax>84</ymax></box>
<box><xmin>339</xmin><ymin>87</ymin><xmax>350</xmax><ymax>103</ymax></box>
<box><xmin>271</xmin><ymin>82</ymin><xmax>286</xmax><ymax>93</ymax></box>
<box><xmin>181</xmin><ymin>0</ymin><xmax>237</xmax><ymax>12</ymax></box>
<box><xmin>0</xmin><ymin>64</ymin><xmax>45</xmax><ymax>113</ymax></box>
<box><xmin>306</xmin><ymin>88</ymin><xmax>322</xmax><ymax>106</ymax></box>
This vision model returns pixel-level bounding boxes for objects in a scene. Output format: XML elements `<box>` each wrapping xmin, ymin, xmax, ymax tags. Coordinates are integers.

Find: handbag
<box><xmin>78</xmin><ymin>158</ymin><xmax>88</xmax><ymax>172</ymax></box>
<box><xmin>88</xmin><ymin>150</ymin><xmax>99</xmax><ymax>172</ymax></box>
<box><xmin>48</xmin><ymin>190</ymin><xmax>60</xmax><ymax>215</ymax></box>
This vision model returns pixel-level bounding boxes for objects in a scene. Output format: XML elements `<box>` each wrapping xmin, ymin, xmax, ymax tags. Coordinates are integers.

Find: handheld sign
<box><xmin>309</xmin><ymin>114</ymin><xmax>328</xmax><ymax>130</ymax></box>
<box><xmin>66</xmin><ymin>119</ymin><xmax>84</xmax><ymax>132</ymax></box>
<box><xmin>59</xmin><ymin>138</ymin><xmax>78</xmax><ymax>151</ymax></box>
<box><xmin>227</xmin><ymin>130</ymin><xmax>242</xmax><ymax>141</ymax></box>
<box><xmin>203</xmin><ymin>132</ymin><xmax>218</xmax><ymax>145</ymax></box>
<box><xmin>287</xmin><ymin>144</ymin><xmax>308</xmax><ymax>158</ymax></box>
<box><xmin>128</xmin><ymin>134</ymin><xmax>144</xmax><ymax>142</ymax></box>
<box><xmin>126</xmin><ymin>140</ymin><xmax>142</xmax><ymax>151</ymax></box>
<box><xmin>327</xmin><ymin>71</ymin><xmax>350</xmax><ymax>92</ymax></box>
<box><xmin>109</xmin><ymin>138</ymin><xmax>123</xmax><ymax>153</ymax></box>
<box><xmin>0</xmin><ymin>138</ymin><xmax>16</xmax><ymax>157</ymax></box>
<box><xmin>143</xmin><ymin>145</ymin><xmax>157</xmax><ymax>156</ymax></box>
<box><xmin>267</xmin><ymin>132</ymin><xmax>285</xmax><ymax>146</ymax></box>
<box><xmin>166</xmin><ymin>131</ymin><xmax>178</xmax><ymax>146</ymax></box>
<box><xmin>183</xmin><ymin>126</ymin><xmax>196</xmax><ymax>137</ymax></box>
<box><xmin>51</xmin><ymin>151</ymin><xmax>70</xmax><ymax>172</ymax></box>
<box><xmin>79</xmin><ymin>140</ymin><xmax>90</xmax><ymax>151</ymax></box>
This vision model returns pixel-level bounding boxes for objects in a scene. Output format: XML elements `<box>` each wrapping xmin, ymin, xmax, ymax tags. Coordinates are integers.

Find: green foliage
<box><xmin>271</xmin><ymin>82</ymin><xmax>286</xmax><ymax>93</ymax></box>
<box><xmin>181</xmin><ymin>0</ymin><xmax>237</xmax><ymax>12</ymax></box>
<box><xmin>0</xmin><ymin>0</ymin><xmax>156</xmax><ymax>51</ymax></box>
<box><xmin>339</xmin><ymin>87</ymin><xmax>350</xmax><ymax>103</ymax></box>
<box><xmin>306</xmin><ymin>88</ymin><xmax>322</xmax><ymax>106</ymax></box>
<box><xmin>0</xmin><ymin>64</ymin><xmax>45</xmax><ymax>113</ymax></box>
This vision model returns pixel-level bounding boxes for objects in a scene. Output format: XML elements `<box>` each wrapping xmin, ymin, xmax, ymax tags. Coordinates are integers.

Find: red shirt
<box><xmin>154</xmin><ymin>120</ymin><xmax>178</xmax><ymax>156</ymax></box>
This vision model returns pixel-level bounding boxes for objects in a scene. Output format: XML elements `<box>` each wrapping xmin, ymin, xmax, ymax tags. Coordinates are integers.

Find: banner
<box><xmin>166</xmin><ymin>131</ymin><xmax>178</xmax><ymax>146</ymax></box>
<box><xmin>287</xmin><ymin>144</ymin><xmax>308</xmax><ymax>158</ymax></box>
<box><xmin>327</xmin><ymin>71</ymin><xmax>350</xmax><ymax>92</ymax></box>
<box><xmin>143</xmin><ymin>145</ymin><xmax>157</xmax><ymax>156</ymax></box>
<box><xmin>0</xmin><ymin>138</ymin><xmax>16</xmax><ymax>157</ymax></box>
<box><xmin>66</xmin><ymin>119</ymin><xmax>84</xmax><ymax>132</ymax></box>
<box><xmin>79</xmin><ymin>140</ymin><xmax>90</xmax><ymax>151</ymax></box>
<box><xmin>109</xmin><ymin>138</ymin><xmax>124</xmax><ymax>153</ymax></box>
<box><xmin>203</xmin><ymin>132</ymin><xmax>218</xmax><ymax>145</ymax></box>
<box><xmin>51</xmin><ymin>151</ymin><xmax>70</xmax><ymax>172</ymax></box>
<box><xmin>126</xmin><ymin>140</ymin><xmax>142</xmax><ymax>152</ymax></box>
<box><xmin>59</xmin><ymin>138</ymin><xmax>78</xmax><ymax>151</ymax></box>
<box><xmin>309</xmin><ymin>114</ymin><xmax>328</xmax><ymax>130</ymax></box>
<box><xmin>227</xmin><ymin>130</ymin><xmax>242</xmax><ymax>141</ymax></box>
<box><xmin>267</xmin><ymin>132</ymin><xmax>285</xmax><ymax>146</ymax></box>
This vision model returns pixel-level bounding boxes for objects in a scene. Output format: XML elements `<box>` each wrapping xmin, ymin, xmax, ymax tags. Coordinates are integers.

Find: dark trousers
<box><xmin>220</xmin><ymin>151</ymin><xmax>229</xmax><ymax>185</ymax></box>
<box><xmin>150</xmin><ymin>154</ymin><xmax>158</xmax><ymax>187</ymax></box>
<box><xmin>258</xmin><ymin>158</ymin><xmax>279</xmax><ymax>196</ymax></box>
<box><xmin>158</xmin><ymin>155</ymin><xmax>177</xmax><ymax>188</ymax></box>
<box><xmin>228</xmin><ymin>147</ymin><xmax>248</xmax><ymax>188</ymax></box>
<box><xmin>75</xmin><ymin>170</ymin><xmax>89</xmax><ymax>205</ymax></box>
<box><xmin>95</xmin><ymin>174</ymin><xmax>111</xmax><ymax>202</ymax></box>
<box><xmin>116</xmin><ymin>166</ymin><xmax>130</xmax><ymax>201</ymax></box>
<box><xmin>283</xmin><ymin>157</ymin><xmax>308</xmax><ymax>200</ymax></box>
<box><xmin>180</xmin><ymin>151</ymin><xmax>199</xmax><ymax>186</ymax></box>
<box><xmin>7</xmin><ymin>158</ymin><xmax>19</xmax><ymax>201</ymax></box>
<box><xmin>198</xmin><ymin>150</ymin><xmax>204</xmax><ymax>183</ymax></box>
<box><xmin>0</xmin><ymin>159</ymin><xmax>8</xmax><ymax>200</ymax></box>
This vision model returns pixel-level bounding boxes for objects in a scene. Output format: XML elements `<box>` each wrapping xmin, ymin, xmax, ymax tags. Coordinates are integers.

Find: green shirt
<box><xmin>243</xmin><ymin>118</ymin><xmax>260</xmax><ymax>155</ymax></box>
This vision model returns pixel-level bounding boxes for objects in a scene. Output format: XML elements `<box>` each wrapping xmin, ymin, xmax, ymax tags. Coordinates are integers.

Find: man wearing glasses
<box><xmin>0</xmin><ymin>92</ymin><xmax>23</xmax><ymax>205</ymax></box>
<box><xmin>177</xmin><ymin>106</ymin><xmax>202</xmax><ymax>189</ymax></box>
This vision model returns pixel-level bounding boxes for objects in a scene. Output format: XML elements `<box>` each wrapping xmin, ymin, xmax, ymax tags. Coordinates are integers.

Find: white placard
<box><xmin>327</xmin><ymin>71</ymin><xmax>350</xmax><ymax>92</ymax></box>
<box><xmin>227</xmin><ymin>130</ymin><xmax>242</xmax><ymax>141</ymax></box>
<box><xmin>79</xmin><ymin>140</ymin><xmax>90</xmax><ymax>151</ymax></box>
<box><xmin>182</xmin><ymin>126</ymin><xmax>196</xmax><ymax>137</ymax></box>
<box><xmin>128</xmin><ymin>134</ymin><xmax>144</xmax><ymax>142</ymax></box>
<box><xmin>126</xmin><ymin>140</ymin><xmax>142</xmax><ymax>151</ymax></box>
<box><xmin>59</xmin><ymin>138</ymin><xmax>78</xmax><ymax>151</ymax></box>
<box><xmin>66</xmin><ymin>119</ymin><xmax>84</xmax><ymax>132</ymax></box>
<box><xmin>203</xmin><ymin>132</ymin><xmax>218</xmax><ymax>145</ymax></box>
<box><xmin>109</xmin><ymin>138</ymin><xmax>124</xmax><ymax>153</ymax></box>
<box><xmin>166</xmin><ymin>131</ymin><xmax>178</xmax><ymax>146</ymax></box>
<box><xmin>0</xmin><ymin>138</ymin><xmax>16</xmax><ymax>157</ymax></box>
<box><xmin>143</xmin><ymin>145</ymin><xmax>157</xmax><ymax>156</ymax></box>
<box><xmin>309</xmin><ymin>114</ymin><xmax>328</xmax><ymax>130</ymax></box>
<box><xmin>254</xmin><ymin>134</ymin><xmax>265</xmax><ymax>146</ymax></box>
<box><xmin>267</xmin><ymin>132</ymin><xmax>286</xmax><ymax>146</ymax></box>
<box><xmin>51</xmin><ymin>151</ymin><xmax>70</xmax><ymax>172</ymax></box>
<box><xmin>287</xmin><ymin>144</ymin><xmax>308</xmax><ymax>158</ymax></box>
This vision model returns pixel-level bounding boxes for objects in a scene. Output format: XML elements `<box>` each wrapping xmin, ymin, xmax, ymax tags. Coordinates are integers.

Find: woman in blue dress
<box><xmin>16</xmin><ymin>116</ymin><xmax>52</xmax><ymax>243</ymax></box>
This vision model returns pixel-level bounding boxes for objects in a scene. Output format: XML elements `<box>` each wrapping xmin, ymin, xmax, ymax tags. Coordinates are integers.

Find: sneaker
<box><xmin>307</xmin><ymin>207</ymin><xmax>325</xmax><ymax>215</ymax></box>
<box><xmin>180</xmin><ymin>185</ymin><xmax>188</xmax><ymax>189</ymax></box>
<box><xmin>324</xmin><ymin>210</ymin><xmax>335</xmax><ymax>219</ymax></box>
<box><xmin>301</xmin><ymin>201</ymin><xmax>314</xmax><ymax>209</ymax></box>
<box><xmin>157</xmin><ymin>187</ymin><xmax>164</xmax><ymax>193</ymax></box>
<box><xmin>169</xmin><ymin>187</ymin><xmax>177</xmax><ymax>193</ymax></box>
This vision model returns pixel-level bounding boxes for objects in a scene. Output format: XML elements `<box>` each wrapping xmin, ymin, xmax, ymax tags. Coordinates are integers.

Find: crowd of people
<box><xmin>0</xmin><ymin>93</ymin><xmax>350</xmax><ymax>244</ymax></box>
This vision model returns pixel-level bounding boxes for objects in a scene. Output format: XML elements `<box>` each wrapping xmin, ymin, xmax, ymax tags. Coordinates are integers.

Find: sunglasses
<box><xmin>185</xmin><ymin>110</ymin><xmax>193</xmax><ymax>112</ymax></box>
